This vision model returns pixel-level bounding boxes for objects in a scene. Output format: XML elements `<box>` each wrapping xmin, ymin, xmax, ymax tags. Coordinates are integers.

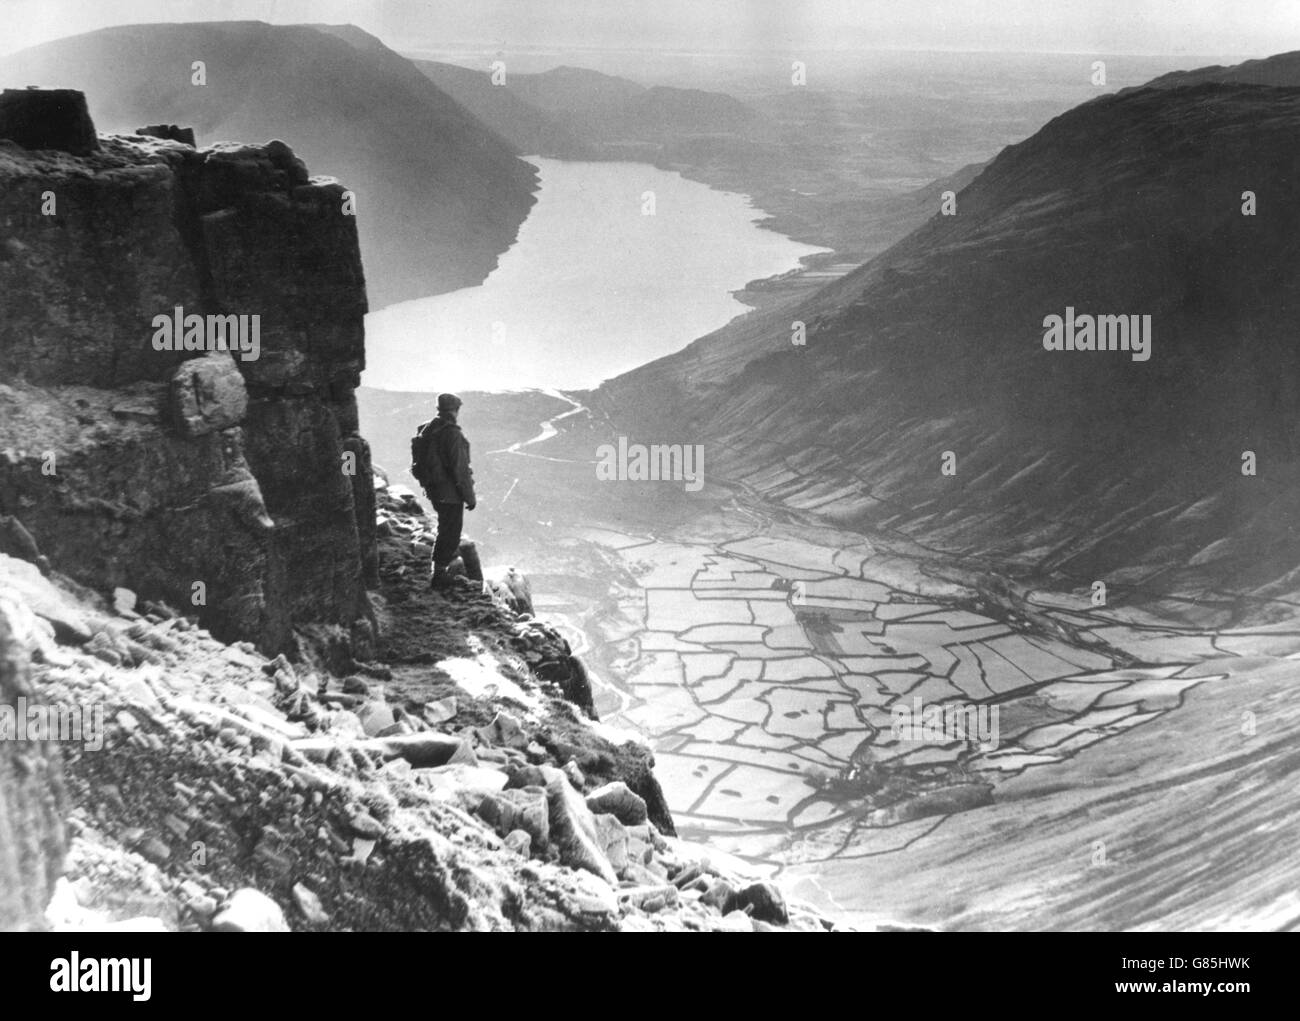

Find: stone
<box><xmin>328</xmin><ymin>711</ymin><xmax>366</xmax><ymax>739</ymax></box>
<box><xmin>0</xmin><ymin>555</ymin><xmax>92</xmax><ymax>643</ymax></box>
<box><xmin>618</xmin><ymin>884</ymin><xmax>679</xmax><ymax>911</ymax></box>
<box><xmin>568</xmin><ymin>870</ymin><xmax>620</xmax><ymax>918</ymax></box>
<box><xmin>168</xmin><ymin>353</ymin><xmax>249</xmax><ymax>437</ymax></box>
<box><xmin>422</xmin><ymin>695</ymin><xmax>457</xmax><ymax>724</ymax></box>
<box><xmin>135</xmin><ymin>123</ymin><xmax>196</xmax><ymax>147</ymax></box>
<box><xmin>420</xmin><ymin>764</ymin><xmax>509</xmax><ymax>793</ymax></box>
<box><xmin>0</xmin><ymin>515</ymin><xmax>49</xmax><ymax>575</ymax></box>
<box><xmin>0</xmin><ymin>88</ymin><xmax>99</xmax><ymax>155</ymax></box>
<box><xmin>503</xmin><ymin>830</ymin><xmax>531</xmax><ymax>857</ymax></box>
<box><xmin>505</xmin><ymin>764</ymin><xmax>549</xmax><ymax>789</ymax></box>
<box><xmin>542</xmin><ymin>767</ymin><xmax>617</xmax><ymax>886</ymax></box>
<box><xmin>356</xmin><ymin>700</ymin><xmax>396</xmax><ymax>737</ymax></box>
<box><xmin>585</xmin><ymin>781</ymin><xmax>649</xmax><ymax>826</ymax></box>
<box><xmin>112</xmin><ymin>588</ymin><xmax>139</xmax><ymax>618</ymax></box>
<box><xmin>137</xmin><ymin>837</ymin><xmax>171</xmax><ymax>865</ymax></box>
<box><xmin>344</xmin><ymin>809</ymin><xmax>385</xmax><ymax>840</ymax></box>
<box><xmin>292</xmin><ymin>882</ymin><xmax>329</xmax><ymax>925</ymax></box>
<box><xmin>457</xmin><ymin>540</ymin><xmax>484</xmax><ymax>581</ymax></box>
<box><xmin>621</xmin><ymin>861</ymin><xmax>664</xmax><ymax>887</ymax></box>
<box><xmin>211</xmin><ymin>888</ymin><xmax>289</xmax><ymax>932</ymax></box>
<box><xmin>562</xmin><ymin>759</ymin><xmax>586</xmax><ymax>789</ymax></box>
<box><xmin>264</xmin><ymin>139</ymin><xmax>310</xmax><ymax>186</ymax></box>
<box><xmin>626</xmin><ymin>837</ymin><xmax>652</xmax><ymax>866</ymax></box>
<box><xmin>382</xmin><ymin>732</ymin><xmax>477</xmax><ymax>767</ymax></box>
<box><xmin>726</xmin><ymin>881</ymin><xmax>789</xmax><ymax>926</ymax></box>
<box><xmin>593</xmin><ymin>813</ymin><xmax>629</xmax><ymax>872</ymax></box>
<box><xmin>475</xmin><ymin>710</ymin><xmax>529</xmax><ymax>750</ymax></box>
<box><xmin>718</xmin><ymin>910</ymin><xmax>755</xmax><ymax>932</ymax></box>
<box><xmin>701</xmin><ymin>878</ymin><xmax>735</xmax><ymax>912</ymax></box>
<box><xmin>477</xmin><ymin>787</ymin><xmax>549</xmax><ymax>849</ymax></box>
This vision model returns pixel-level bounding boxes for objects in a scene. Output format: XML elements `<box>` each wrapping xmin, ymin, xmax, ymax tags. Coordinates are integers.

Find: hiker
<box><xmin>410</xmin><ymin>392</ymin><xmax>476</xmax><ymax>589</ymax></box>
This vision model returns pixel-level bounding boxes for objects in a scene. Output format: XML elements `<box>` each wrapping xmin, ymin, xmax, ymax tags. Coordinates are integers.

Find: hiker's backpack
<box><xmin>410</xmin><ymin>421</ymin><xmax>435</xmax><ymax>489</ymax></box>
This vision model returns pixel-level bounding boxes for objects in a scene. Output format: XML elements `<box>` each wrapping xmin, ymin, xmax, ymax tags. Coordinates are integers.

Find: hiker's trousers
<box><xmin>432</xmin><ymin>502</ymin><xmax>464</xmax><ymax>569</ymax></box>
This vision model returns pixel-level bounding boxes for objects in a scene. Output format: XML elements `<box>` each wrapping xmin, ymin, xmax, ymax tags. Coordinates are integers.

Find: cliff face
<box><xmin>0</xmin><ymin>93</ymin><xmax>375</xmax><ymax>653</ymax></box>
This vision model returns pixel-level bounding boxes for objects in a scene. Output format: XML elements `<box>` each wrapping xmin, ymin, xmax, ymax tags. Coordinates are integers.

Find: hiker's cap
<box><xmin>437</xmin><ymin>392</ymin><xmax>463</xmax><ymax>413</ymax></box>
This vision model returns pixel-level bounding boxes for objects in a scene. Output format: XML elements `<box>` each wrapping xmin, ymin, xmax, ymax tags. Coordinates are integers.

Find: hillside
<box><xmin>599</xmin><ymin>65</ymin><xmax>1300</xmax><ymax>613</ymax></box>
<box><xmin>0</xmin><ymin>21</ymin><xmax>538</xmax><ymax>309</ymax></box>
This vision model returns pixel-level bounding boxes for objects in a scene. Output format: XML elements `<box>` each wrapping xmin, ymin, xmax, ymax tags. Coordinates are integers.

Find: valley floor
<box><xmin>458</xmin><ymin>390</ymin><xmax>1300</xmax><ymax>931</ymax></box>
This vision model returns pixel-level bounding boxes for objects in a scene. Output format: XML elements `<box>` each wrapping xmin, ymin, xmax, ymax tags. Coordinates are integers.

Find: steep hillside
<box><xmin>0</xmin><ymin>21</ymin><xmax>538</xmax><ymax>309</ymax></box>
<box><xmin>599</xmin><ymin>72</ymin><xmax>1300</xmax><ymax>611</ymax></box>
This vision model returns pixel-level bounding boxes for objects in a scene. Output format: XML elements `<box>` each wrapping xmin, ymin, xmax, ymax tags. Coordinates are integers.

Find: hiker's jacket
<box><xmin>420</xmin><ymin>415</ymin><xmax>476</xmax><ymax>507</ymax></box>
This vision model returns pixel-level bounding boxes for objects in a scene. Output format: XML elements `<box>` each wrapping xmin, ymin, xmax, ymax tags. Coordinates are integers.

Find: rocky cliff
<box><xmin>1</xmin><ymin>93</ymin><xmax>375</xmax><ymax>654</ymax></box>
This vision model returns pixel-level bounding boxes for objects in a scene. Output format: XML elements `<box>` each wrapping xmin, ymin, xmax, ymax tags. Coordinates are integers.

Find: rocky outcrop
<box><xmin>0</xmin><ymin>87</ymin><xmax>98</xmax><ymax>156</ymax></box>
<box><xmin>0</xmin><ymin>91</ymin><xmax>375</xmax><ymax>653</ymax></box>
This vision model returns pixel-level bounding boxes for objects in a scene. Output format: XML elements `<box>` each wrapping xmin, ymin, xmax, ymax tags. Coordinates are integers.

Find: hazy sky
<box><xmin>1</xmin><ymin>0</ymin><xmax>1295</xmax><ymax>58</ymax></box>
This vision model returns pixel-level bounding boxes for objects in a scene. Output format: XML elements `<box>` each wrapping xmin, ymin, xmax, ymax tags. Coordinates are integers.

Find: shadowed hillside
<box><xmin>0</xmin><ymin>21</ymin><xmax>538</xmax><ymax>309</ymax></box>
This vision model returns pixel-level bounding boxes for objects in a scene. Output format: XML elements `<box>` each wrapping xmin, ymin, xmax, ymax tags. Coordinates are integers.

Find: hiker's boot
<box><xmin>430</xmin><ymin>564</ymin><xmax>453</xmax><ymax>590</ymax></box>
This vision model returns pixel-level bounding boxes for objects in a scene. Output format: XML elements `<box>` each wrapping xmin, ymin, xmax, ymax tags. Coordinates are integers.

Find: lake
<box><xmin>361</xmin><ymin>157</ymin><xmax>828</xmax><ymax>393</ymax></box>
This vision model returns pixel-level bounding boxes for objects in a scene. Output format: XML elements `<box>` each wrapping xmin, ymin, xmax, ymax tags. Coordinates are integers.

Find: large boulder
<box><xmin>542</xmin><ymin>767</ymin><xmax>617</xmax><ymax>885</ymax></box>
<box><xmin>168</xmin><ymin>354</ymin><xmax>248</xmax><ymax>436</ymax></box>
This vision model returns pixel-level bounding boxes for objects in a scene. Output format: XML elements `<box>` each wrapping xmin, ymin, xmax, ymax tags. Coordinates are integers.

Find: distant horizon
<box><xmin>0</xmin><ymin>24</ymin><xmax>1272</xmax><ymax>62</ymax></box>
<box><xmin>0</xmin><ymin>0</ymin><xmax>1293</xmax><ymax>60</ymax></box>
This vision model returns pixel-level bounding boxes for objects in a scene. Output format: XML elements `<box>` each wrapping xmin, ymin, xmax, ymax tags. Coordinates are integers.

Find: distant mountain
<box><xmin>600</xmin><ymin>65</ymin><xmax>1300</xmax><ymax>608</ymax></box>
<box><xmin>412</xmin><ymin>59</ymin><xmax>594</xmax><ymax>157</ymax></box>
<box><xmin>0</xmin><ymin>21</ymin><xmax>538</xmax><ymax>308</ymax></box>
